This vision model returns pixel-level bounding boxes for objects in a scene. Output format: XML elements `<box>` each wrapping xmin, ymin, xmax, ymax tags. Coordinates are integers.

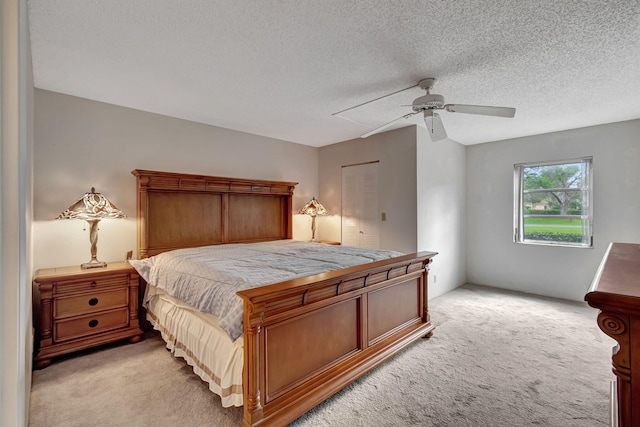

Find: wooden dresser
<box><xmin>585</xmin><ymin>242</ymin><xmax>640</xmax><ymax>427</ymax></box>
<box><xmin>33</xmin><ymin>261</ymin><xmax>144</xmax><ymax>369</ymax></box>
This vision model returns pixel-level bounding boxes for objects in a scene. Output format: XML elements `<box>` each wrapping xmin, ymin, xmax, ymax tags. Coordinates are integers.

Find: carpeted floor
<box><xmin>29</xmin><ymin>284</ymin><xmax>615</xmax><ymax>426</ymax></box>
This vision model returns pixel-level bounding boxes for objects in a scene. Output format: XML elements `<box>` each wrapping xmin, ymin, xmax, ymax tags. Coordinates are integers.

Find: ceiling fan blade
<box><xmin>334</xmin><ymin>83</ymin><xmax>418</xmax><ymax>116</ymax></box>
<box><xmin>444</xmin><ymin>104</ymin><xmax>516</xmax><ymax>118</ymax></box>
<box><xmin>423</xmin><ymin>111</ymin><xmax>447</xmax><ymax>141</ymax></box>
<box><xmin>360</xmin><ymin>111</ymin><xmax>420</xmax><ymax>138</ymax></box>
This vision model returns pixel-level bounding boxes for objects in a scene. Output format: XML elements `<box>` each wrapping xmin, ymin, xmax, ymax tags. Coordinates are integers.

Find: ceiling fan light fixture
<box><xmin>412</xmin><ymin>94</ymin><xmax>445</xmax><ymax>110</ymax></box>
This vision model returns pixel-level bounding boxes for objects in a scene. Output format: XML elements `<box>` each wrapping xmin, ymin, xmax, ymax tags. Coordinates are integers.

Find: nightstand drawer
<box><xmin>54</xmin><ymin>274</ymin><xmax>129</xmax><ymax>295</ymax></box>
<box><xmin>54</xmin><ymin>308</ymin><xmax>130</xmax><ymax>342</ymax></box>
<box><xmin>54</xmin><ymin>288</ymin><xmax>129</xmax><ymax>319</ymax></box>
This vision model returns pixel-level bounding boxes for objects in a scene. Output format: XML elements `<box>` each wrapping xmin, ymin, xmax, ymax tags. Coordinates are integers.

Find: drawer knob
<box><xmin>88</xmin><ymin>297</ymin><xmax>99</xmax><ymax>306</ymax></box>
<box><xmin>90</xmin><ymin>281</ymin><xmax>97</xmax><ymax>287</ymax></box>
<box><xmin>88</xmin><ymin>319</ymin><xmax>99</xmax><ymax>328</ymax></box>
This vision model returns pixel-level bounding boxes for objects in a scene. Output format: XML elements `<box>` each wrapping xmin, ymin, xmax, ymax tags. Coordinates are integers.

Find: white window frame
<box><xmin>513</xmin><ymin>157</ymin><xmax>593</xmax><ymax>248</ymax></box>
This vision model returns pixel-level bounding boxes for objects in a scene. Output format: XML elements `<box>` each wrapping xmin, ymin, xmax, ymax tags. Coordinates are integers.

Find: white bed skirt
<box><xmin>144</xmin><ymin>285</ymin><xmax>244</xmax><ymax>407</ymax></box>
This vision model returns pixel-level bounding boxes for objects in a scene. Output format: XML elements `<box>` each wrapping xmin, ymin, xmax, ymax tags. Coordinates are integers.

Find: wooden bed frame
<box><xmin>132</xmin><ymin>169</ymin><xmax>437</xmax><ymax>426</ymax></box>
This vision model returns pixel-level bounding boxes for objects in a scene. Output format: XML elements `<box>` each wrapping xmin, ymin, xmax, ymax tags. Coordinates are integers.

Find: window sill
<box><xmin>513</xmin><ymin>241</ymin><xmax>593</xmax><ymax>249</ymax></box>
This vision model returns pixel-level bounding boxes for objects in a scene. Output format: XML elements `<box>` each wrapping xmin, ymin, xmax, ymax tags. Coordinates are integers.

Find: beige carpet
<box><xmin>29</xmin><ymin>284</ymin><xmax>615</xmax><ymax>426</ymax></box>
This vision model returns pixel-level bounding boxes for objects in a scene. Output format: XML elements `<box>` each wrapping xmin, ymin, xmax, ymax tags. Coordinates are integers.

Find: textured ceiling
<box><xmin>27</xmin><ymin>1</ymin><xmax>640</xmax><ymax>147</ymax></box>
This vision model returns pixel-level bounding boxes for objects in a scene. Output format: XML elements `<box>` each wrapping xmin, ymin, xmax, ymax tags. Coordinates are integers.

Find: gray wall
<box><xmin>466</xmin><ymin>119</ymin><xmax>640</xmax><ymax>301</ymax></box>
<box><xmin>417</xmin><ymin>126</ymin><xmax>467</xmax><ymax>298</ymax></box>
<box><xmin>33</xmin><ymin>90</ymin><xmax>319</xmax><ymax>270</ymax></box>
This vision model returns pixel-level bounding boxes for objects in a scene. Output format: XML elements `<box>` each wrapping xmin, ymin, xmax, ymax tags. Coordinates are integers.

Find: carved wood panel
<box><xmin>264</xmin><ymin>298</ymin><xmax>360</xmax><ymax>402</ymax></box>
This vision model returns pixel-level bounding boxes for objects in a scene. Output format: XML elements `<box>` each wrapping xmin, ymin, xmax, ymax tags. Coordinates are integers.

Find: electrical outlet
<box><xmin>381</xmin><ymin>212</ymin><xmax>387</xmax><ymax>221</ymax></box>
<box><xmin>433</xmin><ymin>275</ymin><xmax>437</xmax><ymax>283</ymax></box>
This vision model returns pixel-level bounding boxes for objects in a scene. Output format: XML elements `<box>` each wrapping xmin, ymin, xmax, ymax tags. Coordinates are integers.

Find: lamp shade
<box><xmin>57</xmin><ymin>187</ymin><xmax>126</xmax><ymax>220</ymax></box>
<box><xmin>298</xmin><ymin>197</ymin><xmax>329</xmax><ymax>217</ymax></box>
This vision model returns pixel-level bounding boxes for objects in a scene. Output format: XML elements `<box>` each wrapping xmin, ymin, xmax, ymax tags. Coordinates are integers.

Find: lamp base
<box><xmin>81</xmin><ymin>260</ymin><xmax>107</xmax><ymax>269</ymax></box>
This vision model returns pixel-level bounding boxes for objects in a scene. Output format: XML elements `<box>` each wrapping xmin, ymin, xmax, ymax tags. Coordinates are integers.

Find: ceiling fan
<box><xmin>340</xmin><ymin>78</ymin><xmax>516</xmax><ymax>141</ymax></box>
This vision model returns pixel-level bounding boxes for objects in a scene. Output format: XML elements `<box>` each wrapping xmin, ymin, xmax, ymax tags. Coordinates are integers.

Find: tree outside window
<box><xmin>514</xmin><ymin>158</ymin><xmax>593</xmax><ymax>247</ymax></box>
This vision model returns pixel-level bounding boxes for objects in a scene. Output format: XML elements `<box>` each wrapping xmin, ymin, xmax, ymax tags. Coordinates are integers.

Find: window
<box><xmin>514</xmin><ymin>157</ymin><xmax>592</xmax><ymax>247</ymax></box>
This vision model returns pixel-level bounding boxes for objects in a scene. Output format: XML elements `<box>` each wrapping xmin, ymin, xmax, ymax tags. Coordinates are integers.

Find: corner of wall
<box><xmin>1</xmin><ymin>0</ymin><xmax>34</xmax><ymax>425</ymax></box>
<box><xmin>416</xmin><ymin>130</ymin><xmax>467</xmax><ymax>299</ymax></box>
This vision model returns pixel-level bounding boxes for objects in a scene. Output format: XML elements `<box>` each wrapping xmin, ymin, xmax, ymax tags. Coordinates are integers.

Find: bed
<box><xmin>130</xmin><ymin>169</ymin><xmax>437</xmax><ymax>426</ymax></box>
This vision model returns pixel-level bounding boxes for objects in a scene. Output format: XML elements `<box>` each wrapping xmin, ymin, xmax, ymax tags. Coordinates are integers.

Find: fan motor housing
<box><xmin>412</xmin><ymin>94</ymin><xmax>444</xmax><ymax>110</ymax></box>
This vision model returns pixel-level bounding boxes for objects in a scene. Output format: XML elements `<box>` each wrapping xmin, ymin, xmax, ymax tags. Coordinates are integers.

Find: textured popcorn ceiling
<box><xmin>27</xmin><ymin>1</ymin><xmax>640</xmax><ymax>147</ymax></box>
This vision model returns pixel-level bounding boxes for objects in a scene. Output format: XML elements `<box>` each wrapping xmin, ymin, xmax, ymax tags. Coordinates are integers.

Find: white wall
<box><xmin>33</xmin><ymin>90</ymin><xmax>319</xmax><ymax>270</ymax></box>
<box><xmin>416</xmin><ymin>126</ymin><xmax>467</xmax><ymax>298</ymax></box>
<box><xmin>317</xmin><ymin>126</ymin><xmax>418</xmax><ymax>254</ymax></box>
<box><xmin>466</xmin><ymin>119</ymin><xmax>640</xmax><ymax>301</ymax></box>
<box><xmin>1</xmin><ymin>0</ymin><xmax>33</xmax><ymax>425</ymax></box>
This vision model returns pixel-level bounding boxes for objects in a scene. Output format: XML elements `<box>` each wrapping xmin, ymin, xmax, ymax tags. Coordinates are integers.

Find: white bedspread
<box><xmin>130</xmin><ymin>240</ymin><xmax>402</xmax><ymax>340</ymax></box>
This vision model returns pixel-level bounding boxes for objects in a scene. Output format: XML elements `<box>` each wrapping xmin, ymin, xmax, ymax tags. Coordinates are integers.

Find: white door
<box><xmin>341</xmin><ymin>162</ymin><xmax>380</xmax><ymax>248</ymax></box>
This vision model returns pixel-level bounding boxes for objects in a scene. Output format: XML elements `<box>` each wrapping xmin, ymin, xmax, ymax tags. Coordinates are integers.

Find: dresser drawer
<box><xmin>54</xmin><ymin>308</ymin><xmax>130</xmax><ymax>342</ymax></box>
<box><xmin>54</xmin><ymin>274</ymin><xmax>129</xmax><ymax>295</ymax></box>
<box><xmin>54</xmin><ymin>288</ymin><xmax>129</xmax><ymax>319</ymax></box>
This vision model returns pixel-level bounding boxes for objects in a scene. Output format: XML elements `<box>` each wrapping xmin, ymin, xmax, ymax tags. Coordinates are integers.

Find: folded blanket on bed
<box><xmin>129</xmin><ymin>240</ymin><xmax>403</xmax><ymax>340</ymax></box>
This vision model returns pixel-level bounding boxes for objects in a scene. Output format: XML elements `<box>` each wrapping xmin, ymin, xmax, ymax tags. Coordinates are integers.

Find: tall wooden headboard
<box><xmin>131</xmin><ymin>170</ymin><xmax>298</xmax><ymax>258</ymax></box>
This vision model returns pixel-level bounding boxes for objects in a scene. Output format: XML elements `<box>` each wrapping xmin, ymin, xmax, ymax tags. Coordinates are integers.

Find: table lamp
<box><xmin>56</xmin><ymin>187</ymin><xmax>126</xmax><ymax>269</ymax></box>
<box><xmin>298</xmin><ymin>197</ymin><xmax>329</xmax><ymax>242</ymax></box>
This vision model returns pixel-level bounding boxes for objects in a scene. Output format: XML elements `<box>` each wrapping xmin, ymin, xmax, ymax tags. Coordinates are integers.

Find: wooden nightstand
<box><xmin>32</xmin><ymin>261</ymin><xmax>143</xmax><ymax>369</ymax></box>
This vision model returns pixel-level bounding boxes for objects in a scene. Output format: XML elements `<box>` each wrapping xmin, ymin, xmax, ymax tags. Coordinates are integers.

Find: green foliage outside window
<box><xmin>515</xmin><ymin>158</ymin><xmax>592</xmax><ymax>247</ymax></box>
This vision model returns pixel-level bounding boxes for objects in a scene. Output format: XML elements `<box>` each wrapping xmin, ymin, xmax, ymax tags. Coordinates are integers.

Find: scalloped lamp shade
<box><xmin>57</xmin><ymin>188</ymin><xmax>125</xmax><ymax>269</ymax></box>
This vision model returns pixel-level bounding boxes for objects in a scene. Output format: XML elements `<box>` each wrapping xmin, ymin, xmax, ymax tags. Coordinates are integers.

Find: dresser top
<box><xmin>585</xmin><ymin>242</ymin><xmax>640</xmax><ymax>309</ymax></box>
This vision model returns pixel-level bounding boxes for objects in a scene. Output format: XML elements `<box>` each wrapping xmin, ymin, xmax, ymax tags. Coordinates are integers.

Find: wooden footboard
<box><xmin>238</xmin><ymin>251</ymin><xmax>436</xmax><ymax>426</ymax></box>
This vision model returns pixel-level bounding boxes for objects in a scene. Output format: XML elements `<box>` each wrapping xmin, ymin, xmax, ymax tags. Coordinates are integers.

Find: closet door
<box><xmin>341</xmin><ymin>162</ymin><xmax>380</xmax><ymax>248</ymax></box>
